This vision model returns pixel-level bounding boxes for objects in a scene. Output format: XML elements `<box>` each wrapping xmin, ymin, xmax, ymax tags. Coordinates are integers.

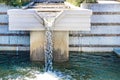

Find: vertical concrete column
<box><xmin>30</xmin><ymin>31</ymin><xmax>69</xmax><ymax>62</ymax></box>
<box><xmin>30</xmin><ymin>31</ymin><xmax>45</xmax><ymax>61</ymax></box>
<box><xmin>53</xmin><ymin>31</ymin><xmax>69</xmax><ymax>62</ymax></box>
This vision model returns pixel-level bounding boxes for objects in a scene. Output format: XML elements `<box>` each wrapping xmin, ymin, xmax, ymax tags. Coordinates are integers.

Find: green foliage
<box><xmin>84</xmin><ymin>0</ymin><xmax>97</xmax><ymax>3</ymax></box>
<box><xmin>0</xmin><ymin>0</ymin><xmax>30</xmax><ymax>7</ymax></box>
<box><xmin>66</xmin><ymin>0</ymin><xmax>97</xmax><ymax>6</ymax></box>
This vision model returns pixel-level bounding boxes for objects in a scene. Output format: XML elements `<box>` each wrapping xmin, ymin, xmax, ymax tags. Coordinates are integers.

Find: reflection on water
<box><xmin>0</xmin><ymin>51</ymin><xmax>120</xmax><ymax>80</ymax></box>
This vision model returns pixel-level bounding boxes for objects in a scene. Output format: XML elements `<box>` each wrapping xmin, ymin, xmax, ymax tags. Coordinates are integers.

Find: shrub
<box><xmin>83</xmin><ymin>0</ymin><xmax>97</xmax><ymax>3</ymax></box>
<box><xmin>0</xmin><ymin>0</ymin><xmax>30</xmax><ymax>7</ymax></box>
<box><xmin>66</xmin><ymin>0</ymin><xmax>97</xmax><ymax>6</ymax></box>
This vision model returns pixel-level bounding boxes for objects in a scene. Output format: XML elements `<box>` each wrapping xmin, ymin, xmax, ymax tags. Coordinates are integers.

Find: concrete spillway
<box><xmin>7</xmin><ymin>2</ymin><xmax>92</xmax><ymax>62</ymax></box>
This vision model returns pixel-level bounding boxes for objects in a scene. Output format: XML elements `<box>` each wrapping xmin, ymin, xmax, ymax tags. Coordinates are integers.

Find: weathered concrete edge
<box><xmin>113</xmin><ymin>48</ymin><xmax>120</xmax><ymax>57</ymax></box>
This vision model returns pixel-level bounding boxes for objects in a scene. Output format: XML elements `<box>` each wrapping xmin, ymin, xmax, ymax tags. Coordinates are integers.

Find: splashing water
<box><xmin>24</xmin><ymin>72</ymin><xmax>59</xmax><ymax>80</ymax></box>
<box><xmin>44</xmin><ymin>26</ymin><xmax>53</xmax><ymax>72</ymax></box>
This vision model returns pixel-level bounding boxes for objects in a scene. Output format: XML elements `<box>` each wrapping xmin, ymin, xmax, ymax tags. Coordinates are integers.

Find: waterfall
<box><xmin>44</xmin><ymin>26</ymin><xmax>53</xmax><ymax>72</ymax></box>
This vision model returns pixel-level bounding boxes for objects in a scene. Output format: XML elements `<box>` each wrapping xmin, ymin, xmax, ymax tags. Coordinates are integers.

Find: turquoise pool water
<box><xmin>0</xmin><ymin>52</ymin><xmax>120</xmax><ymax>80</ymax></box>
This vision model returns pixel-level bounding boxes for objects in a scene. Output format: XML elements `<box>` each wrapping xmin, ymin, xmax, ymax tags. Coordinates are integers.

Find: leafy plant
<box><xmin>83</xmin><ymin>0</ymin><xmax>97</xmax><ymax>3</ymax></box>
<box><xmin>66</xmin><ymin>0</ymin><xmax>97</xmax><ymax>6</ymax></box>
<box><xmin>0</xmin><ymin>0</ymin><xmax>30</xmax><ymax>7</ymax></box>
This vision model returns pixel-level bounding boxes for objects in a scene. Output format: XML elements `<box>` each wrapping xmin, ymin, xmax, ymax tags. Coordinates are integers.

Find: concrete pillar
<box><xmin>30</xmin><ymin>31</ymin><xmax>45</xmax><ymax>61</ymax></box>
<box><xmin>30</xmin><ymin>31</ymin><xmax>69</xmax><ymax>62</ymax></box>
<box><xmin>53</xmin><ymin>31</ymin><xmax>69</xmax><ymax>62</ymax></box>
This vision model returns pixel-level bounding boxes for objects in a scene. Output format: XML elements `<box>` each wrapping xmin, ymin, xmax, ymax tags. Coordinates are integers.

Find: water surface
<box><xmin>0</xmin><ymin>51</ymin><xmax>119</xmax><ymax>80</ymax></box>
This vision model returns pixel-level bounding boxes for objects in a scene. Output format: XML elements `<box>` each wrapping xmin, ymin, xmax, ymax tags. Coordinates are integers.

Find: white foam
<box><xmin>26</xmin><ymin>73</ymin><xmax>58</xmax><ymax>80</ymax></box>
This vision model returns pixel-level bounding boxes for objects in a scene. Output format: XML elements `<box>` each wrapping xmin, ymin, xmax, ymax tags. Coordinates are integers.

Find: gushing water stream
<box><xmin>44</xmin><ymin>23</ymin><xmax>53</xmax><ymax>72</ymax></box>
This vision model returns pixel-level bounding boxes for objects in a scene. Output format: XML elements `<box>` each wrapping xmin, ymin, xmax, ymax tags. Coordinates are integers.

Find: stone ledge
<box><xmin>8</xmin><ymin>9</ymin><xmax>92</xmax><ymax>31</ymax></box>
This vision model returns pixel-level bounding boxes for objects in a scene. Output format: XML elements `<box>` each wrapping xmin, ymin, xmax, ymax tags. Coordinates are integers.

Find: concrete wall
<box><xmin>1</xmin><ymin>3</ymin><xmax>120</xmax><ymax>52</ymax></box>
<box><xmin>69</xmin><ymin>3</ymin><xmax>120</xmax><ymax>52</ymax></box>
<box><xmin>0</xmin><ymin>4</ymin><xmax>30</xmax><ymax>51</ymax></box>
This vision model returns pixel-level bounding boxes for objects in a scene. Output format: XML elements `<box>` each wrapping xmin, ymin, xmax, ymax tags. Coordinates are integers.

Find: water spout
<box><xmin>44</xmin><ymin>18</ymin><xmax>53</xmax><ymax>72</ymax></box>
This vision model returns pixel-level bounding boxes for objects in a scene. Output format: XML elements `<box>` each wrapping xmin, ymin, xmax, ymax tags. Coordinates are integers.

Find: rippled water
<box><xmin>0</xmin><ymin>52</ymin><xmax>120</xmax><ymax>80</ymax></box>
